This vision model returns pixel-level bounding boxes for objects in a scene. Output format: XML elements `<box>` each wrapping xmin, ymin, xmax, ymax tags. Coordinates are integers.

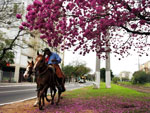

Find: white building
<box><xmin>119</xmin><ymin>71</ymin><xmax>132</xmax><ymax>81</ymax></box>
<box><xmin>140</xmin><ymin>61</ymin><xmax>150</xmax><ymax>73</ymax></box>
<box><xmin>0</xmin><ymin>0</ymin><xmax>64</xmax><ymax>83</ymax></box>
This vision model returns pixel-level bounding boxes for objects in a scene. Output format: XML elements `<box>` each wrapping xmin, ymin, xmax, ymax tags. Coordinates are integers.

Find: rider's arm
<box><xmin>54</xmin><ymin>53</ymin><xmax>61</xmax><ymax>64</ymax></box>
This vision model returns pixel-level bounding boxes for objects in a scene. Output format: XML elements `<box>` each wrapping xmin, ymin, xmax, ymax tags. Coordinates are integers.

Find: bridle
<box><xmin>24</xmin><ymin>62</ymin><xmax>34</xmax><ymax>78</ymax></box>
<box><xmin>33</xmin><ymin>54</ymin><xmax>49</xmax><ymax>77</ymax></box>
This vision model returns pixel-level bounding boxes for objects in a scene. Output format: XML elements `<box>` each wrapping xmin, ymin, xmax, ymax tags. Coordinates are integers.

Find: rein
<box><xmin>38</xmin><ymin>66</ymin><xmax>49</xmax><ymax>77</ymax></box>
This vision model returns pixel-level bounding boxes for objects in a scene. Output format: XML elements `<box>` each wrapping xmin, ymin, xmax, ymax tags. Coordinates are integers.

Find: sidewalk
<box><xmin>0</xmin><ymin>81</ymin><xmax>93</xmax><ymax>87</ymax></box>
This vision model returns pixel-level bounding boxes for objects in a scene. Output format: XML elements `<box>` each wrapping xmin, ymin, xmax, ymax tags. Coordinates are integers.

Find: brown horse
<box><xmin>33</xmin><ymin>52</ymin><xmax>62</xmax><ymax>110</ymax></box>
<box><xmin>23</xmin><ymin>61</ymin><xmax>34</xmax><ymax>79</ymax></box>
<box><xmin>23</xmin><ymin>61</ymin><xmax>51</xmax><ymax>106</ymax></box>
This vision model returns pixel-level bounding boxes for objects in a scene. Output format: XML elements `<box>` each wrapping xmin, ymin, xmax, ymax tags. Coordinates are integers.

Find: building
<box><xmin>119</xmin><ymin>71</ymin><xmax>132</xmax><ymax>81</ymax></box>
<box><xmin>140</xmin><ymin>61</ymin><xmax>150</xmax><ymax>73</ymax></box>
<box><xmin>0</xmin><ymin>0</ymin><xmax>64</xmax><ymax>83</ymax></box>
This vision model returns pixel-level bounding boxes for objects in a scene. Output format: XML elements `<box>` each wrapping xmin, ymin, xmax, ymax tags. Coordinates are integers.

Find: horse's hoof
<box><xmin>60</xmin><ymin>97</ymin><xmax>63</xmax><ymax>99</ymax></box>
<box><xmin>51</xmin><ymin>102</ymin><xmax>54</xmax><ymax>105</ymax></box>
<box><xmin>56</xmin><ymin>103</ymin><xmax>59</xmax><ymax>106</ymax></box>
<box><xmin>33</xmin><ymin>105</ymin><xmax>37</xmax><ymax>107</ymax></box>
<box><xmin>47</xmin><ymin>99</ymin><xmax>51</xmax><ymax>102</ymax></box>
<box><xmin>39</xmin><ymin>106</ymin><xmax>44</xmax><ymax>110</ymax></box>
<box><xmin>33</xmin><ymin>104</ymin><xmax>38</xmax><ymax>107</ymax></box>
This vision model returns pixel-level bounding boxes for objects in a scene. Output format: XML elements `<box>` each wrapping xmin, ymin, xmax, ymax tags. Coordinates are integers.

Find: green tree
<box><xmin>100</xmin><ymin>68</ymin><xmax>114</xmax><ymax>82</ymax></box>
<box><xmin>73</xmin><ymin>64</ymin><xmax>91</xmax><ymax>82</ymax></box>
<box><xmin>62</xmin><ymin>65</ymin><xmax>74</xmax><ymax>82</ymax></box>
<box><xmin>62</xmin><ymin>61</ymin><xmax>91</xmax><ymax>82</ymax></box>
<box><xmin>86</xmin><ymin>74</ymin><xmax>95</xmax><ymax>81</ymax></box>
<box><xmin>112</xmin><ymin>77</ymin><xmax>120</xmax><ymax>84</ymax></box>
<box><xmin>132</xmin><ymin>71</ymin><xmax>147</xmax><ymax>84</ymax></box>
<box><xmin>0</xmin><ymin>32</ymin><xmax>15</xmax><ymax>68</ymax></box>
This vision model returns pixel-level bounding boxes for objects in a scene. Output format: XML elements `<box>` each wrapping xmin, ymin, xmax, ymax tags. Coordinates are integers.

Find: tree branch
<box><xmin>121</xmin><ymin>26</ymin><xmax>150</xmax><ymax>35</ymax></box>
<box><xmin>119</xmin><ymin>0</ymin><xmax>150</xmax><ymax>21</ymax></box>
<box><xmin>0</xmin><ymin>29</ymin><xmax>22</xmax><ymax>61</ymax></box>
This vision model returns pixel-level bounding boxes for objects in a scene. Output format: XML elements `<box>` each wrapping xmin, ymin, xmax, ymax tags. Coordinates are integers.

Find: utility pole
<box><xmin>138</xmin><ymin>56</ymin><xmax>140</xmax><ymax>71</ymax></box>
<box><xmin>106</xmin><ymin>51</ymin><xmax>111</xmax><ymax>88</ymax></box>
<box><xmin>93</xmin><ymin>53</ymin><xmax>100</xmax><ymax>89</ymax></box>
<box><xmin>105</xmin><ymin>29</ymin><xmax>111</xmax><ymax>88</ymax></box>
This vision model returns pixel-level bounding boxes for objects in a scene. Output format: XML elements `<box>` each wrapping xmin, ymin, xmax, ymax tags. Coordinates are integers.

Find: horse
<box><xmin>33</xmin><ymin>52</ymin><xmax>62</xmax><ymax>110</ymax></box>
<box><xmin>23</xmin><ymin>61</ymin><xmax>34</xmax><ymax>79</ymax></box>
<box><xmin>23</xmin><ymin>61</ymin><xmax>51</xmax><ymax>107</ymax></box>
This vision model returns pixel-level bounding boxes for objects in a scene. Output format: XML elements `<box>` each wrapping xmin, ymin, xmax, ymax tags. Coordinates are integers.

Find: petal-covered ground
<box><xmin>1</xmin><ymin>83</ymin><xmax>150</xmax><ymax>113</ymax></box>
<box><xmin>1</xmin><ymin>95</ymin><xmax>150</xmax><ymax>113</ymax></box>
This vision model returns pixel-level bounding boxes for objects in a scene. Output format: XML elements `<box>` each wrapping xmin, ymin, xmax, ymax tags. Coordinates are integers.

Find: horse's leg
<box><xmin>40</xmin><ymin>84</ymin><xmax>49</xmax><ymax>109</ymax></box>
<box><xmin>38</xmin><ymin>90</ymin><xmax>43</xmax><ymax>110</ymax></box>
<box><xmin>45</xmin><ymin>87</ymin><xmax>51</xmax><ymax>102</ymax></box>
<box><xmin>50</xmin><ymin>87</ymin><xmax>56</xmax><ymax>105</ymax></box>
<box><xmin>56</xmin><ymin>89</ymin><xmax>62</xmax><ymax>105</ymax></box>
<box><xmin>50</xmin><ymin>87</ymin><xmax>54</xmax><ymax>105</ymax></box>
<box><xmin>34</xmin><ymin>93</ymin><xmax>39</xmax><ymax>107</ymax></box>
<box><xmin>42</xmin><ymin>92</ymin><xmax>45</xmax><ymax>106</ymax></box>
<box><xmin>34</xmin><ymin>85</ymin><xmax>39</xmax><ymax>107</ymax></box>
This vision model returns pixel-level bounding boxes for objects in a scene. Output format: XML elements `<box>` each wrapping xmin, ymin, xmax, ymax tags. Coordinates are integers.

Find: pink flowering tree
<box><xmin>21</xmin><ymin>0</ymin><xmax>150</xmax><ymax>58</ymax></box>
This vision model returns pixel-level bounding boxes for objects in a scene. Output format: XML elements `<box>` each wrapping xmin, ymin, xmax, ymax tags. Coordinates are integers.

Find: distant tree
<box><xmin>147</xmin><ymin>72</ymin><xmax>150</xmax><ymax>82</ymax></box>
<box><xmin>62</xmin><ymin>61</ymin><xmax>91</xmax><ymax>82</ymax></box>
<box><xmin>73</xmin><ymin>63</ymin><xmax>91</xmax><ymax>82</ymax></box>
<box><xmin>112</xmin><ymin>77</ymin><xmax>120</xmax><ymax>84</ymax></box>
<box><xmin>100</xmin><ymin>68</ymin><xmax>114</xmax><ymax>82</ymax></box>
<box><xmin>132</xmin><ymin>71</ymin><xmax>147</xmax><ymax>84</ymax></box>
<box><xmin>86</xmin><ymin>74</ymin><xmax>95</xmax><ymax>81</ymax></box>
<box><xmin>62</xmin><ymin>65</ymin><xmax>74</xmax><ymax>82</ymax></box>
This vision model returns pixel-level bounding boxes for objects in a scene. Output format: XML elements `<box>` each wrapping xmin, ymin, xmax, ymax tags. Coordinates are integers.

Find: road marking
<box><xmin>0</xmin><ymin>89</ymin><xmax>35</xmax><ymax>94</ymax></box>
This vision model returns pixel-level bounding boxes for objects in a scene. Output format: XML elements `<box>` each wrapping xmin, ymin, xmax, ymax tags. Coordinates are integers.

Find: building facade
<box><xmin>0</xmin><ymin>0</ymin><xmax>64</xmax><ymax>83</ymax></box>
<box><xmin>119</xmin><ymin>71</ymin><xmax>132</xmax><ymax>81</ymax></box>
<box><xmin>140</xmin><ymin>61</ymin><xmax>150</xmax><ymax>73</ymax></box>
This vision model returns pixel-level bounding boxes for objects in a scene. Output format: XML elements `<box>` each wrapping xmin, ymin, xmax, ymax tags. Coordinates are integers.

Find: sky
<box><xmin>64</xmin><ymin>49</ymin><xmax>150</xmax><ymax>76</ymax></box>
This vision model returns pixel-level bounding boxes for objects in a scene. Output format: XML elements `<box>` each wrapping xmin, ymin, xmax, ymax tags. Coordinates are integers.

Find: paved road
<box><xmin>0</xmin><ymin>82</ymin><xmax>93</xmax><ymax>106</ymax></box>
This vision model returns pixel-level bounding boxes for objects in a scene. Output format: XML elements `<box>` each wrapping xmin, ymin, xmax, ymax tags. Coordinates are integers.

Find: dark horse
<box><xmin>33</xmin><ymin>52</ymin><xmax>63</xmax><ymax>110</ymax></box>
<box><xmin>23</xmin><ymin>61</ymin><xmax>51</xmax><ymax>104</ymax></box>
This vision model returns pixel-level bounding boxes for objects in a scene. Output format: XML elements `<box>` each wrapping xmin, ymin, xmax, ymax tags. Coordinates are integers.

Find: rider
<box><xmin>43</xmin><ymin>48</ymin><xmax>66</xmax><ymax>92</ymax></box>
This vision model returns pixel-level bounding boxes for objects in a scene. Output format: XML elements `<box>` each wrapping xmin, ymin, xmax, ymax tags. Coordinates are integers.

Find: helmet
<box><xmin>43</xmin><ymin>48</ymin><xmax>50</xmax><ymax>52</ymax></box>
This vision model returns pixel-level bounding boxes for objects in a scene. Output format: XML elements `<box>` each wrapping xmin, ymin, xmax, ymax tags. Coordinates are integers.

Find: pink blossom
<box><xmin>132</xmin><ymin>8</ymin><xmax>138</xmax><ymax>14</ymax></box>
<box><xmin>40</xmin><ymin>35</ymin><xmax>47</xmax><ymax>39</ymax></box>
<box><xmin>19</xmin><ymin>0</ymin><xmax>150</xmax><ymax>58</ymax></box>
<box><xmin>96</xmin><ymin>6</ymin><xmax>103</xmax><ymax>12</ymax></box>
<box><xmin>21</xmin><ymin>22</ymin><xmax>29</xmax><ymax>27</ymax></box>
<box><xmin>45</xmin><ymin>0</ymin><xmax>52</xmax><ymax>4</ymax></box>
<box><xmin>33</xmin><ymin>0</ymin><xmax>42</xmax><ymax>6</ymax></box>
<box><xmin>131</xmin><ymin>24</ymin><xmax>138</xmax><ymax>29</ymax></box>
<box><xmin>27</xmin><ymin>5</ymin><xmax>33</xmax><ymax>11</ymax></box>
<box><xmin>66</xmin><ymin>3</ymin><xmax>75</xmax><ymax>10</ymax></box>
<box><xmin>19</xmin><ymin>26</ymin><xmax>24</xmax><ymax>30</ymax></box>
<box><xmin>16</xmin><ymin>14</ymin><xmax>22</xmax><ymax>19</ymax></box>
<box><xmin>139</xmin><ymin>20</ymin><xmax>146</xmax><ymax>25</ymax></box>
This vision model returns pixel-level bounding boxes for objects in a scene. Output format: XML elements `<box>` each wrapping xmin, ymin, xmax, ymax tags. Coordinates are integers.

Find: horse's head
<box><xmin>23</xmin><ymin>61</ymin><xmax>34</xmax><ymax>79</ymax></box>
<box><xmin>33</xmin><ymin>52</ymin><xmax>45</xmax><ymax>72</ymax></box>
